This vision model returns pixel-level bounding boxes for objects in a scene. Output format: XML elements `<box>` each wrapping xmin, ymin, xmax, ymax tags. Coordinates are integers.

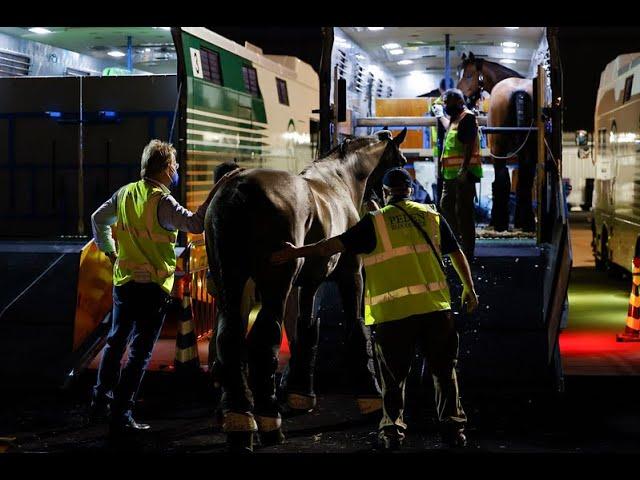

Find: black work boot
<box><xmin>377</xmin><ymin>426</ymin><xmax>405</xmax><ymax>452</ymax></box>
<box><xmin>88</xmin><ymin>398</ymin><xmax>111</xmax><ymax>424</ymax></box>
<box><xmin>442</xmin><ymin>426</ymin><xmax>467</xmax><ymax>448</ymax></box>
<box><xmin>226</xmin><ymin>432</ymin><xmax>255</xmax><ymax>453</ymax></box>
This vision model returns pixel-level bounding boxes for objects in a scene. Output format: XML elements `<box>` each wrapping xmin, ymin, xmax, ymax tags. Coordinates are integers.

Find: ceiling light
<box><xmin>500</xmin><ymin>58</ymin><xmax>516</xmax><ymax>64</ymax></box>
<box><xmin>28</xmin><ymin>27</ymin><xmax>52</xmax><ymax>34</ymax></box>
<box><xmin>355</xmin><ymin>54</ymin><xmax>365</xmax><ymax>60</ymax></box>
<box><xmin>108</xmin><ymin>50</ymin><xmax>126</xmax><ymax>58</ymax></box>
<box><xmin>503</xmin><ymin>47</ymin><xmax>516</xmax><ymax>54</ymax></box>
<box><xmin>505</xmin><ymin>27</ymin><xmax>520</xmax><ymax>30</ymax></box>
<box><xmin>390</xmin><ymin>49</ymin><xmax>404</xmax><ymax>55</ymax></box>
<box><xmin>382</xmin><ymin>43</ymin><xmax>401</xmax><ymax>50</ymax></box>
<box><xmin>144</xmin><ymin>48</ymin><xmax>151</xmax><ymax>53</ymax></box>
<box><xmin>501</xmin><ymin>41</ymin><xmax>519</xmax><ymax>48</ymax></box>
<box><xmin>397</xmin><ymin>60</ymin><xmax>413</xmax><ymax>65</ymax></box>
<box><xmin>368</xmin><ymin>27</ymin><xmax>385</xmax><ymax>31</ymax></box>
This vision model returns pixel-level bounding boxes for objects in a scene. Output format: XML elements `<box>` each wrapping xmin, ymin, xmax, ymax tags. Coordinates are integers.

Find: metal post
<box><xmin>77</xmin><ymin>76</ymin><xmax>85</xmax><ymax>236</ymax></box>
<box><xmin>332</xmin><ymin>65</ymin><xmax>339</xmax><ymax>147</ymax></box>
<box><xmin>127</xmin><ymin>36</ymin><xmax>133</xmax><ymax>73</ymax></box>
<box><xmin>536</xmin><ymin>64</ymin><xmax>545</xmax><ymax>244</ymax></box>
<box><xmin>444</xmin><ymin>34</ymin><xmax>451</xmax><ymax>89</ymax></box>
<box><xmin>319</xmin><ymin>27</ymin><xmax>334</xmax><ymax>156</ymax></box>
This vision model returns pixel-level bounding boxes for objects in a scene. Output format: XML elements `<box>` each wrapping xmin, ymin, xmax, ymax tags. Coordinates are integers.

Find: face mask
<box><xmin>167</xmin><ymin>166</ymin><xmax>179</xmax><ymax>189</ymax></box>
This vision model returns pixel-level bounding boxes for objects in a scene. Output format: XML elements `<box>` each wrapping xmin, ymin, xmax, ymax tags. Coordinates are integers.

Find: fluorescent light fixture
<box><xmin>144</xmin><ymin>48</ymin><xmax>151</xmax><ymax>52</ymax></box>
<box><xmin>99</xmin><ymin>111</ymin><xmax>117</xmax><ymax>118</ymax></box>
<box><xmin>382</xmin><ymin>43</ymin><xmax>401</xmax><ymax>50</ymax></box>
<box><xmin>503</xmin><ymin>47</ymin><xmax>516</xmax><ymax>54</ymax></box>
<box><xmin>29</xmin><ymin>27</ymin><xmax>52</xmax><ymax>34</ymax></box>
<box><xmin>355</xmin><ymin>54</ymin><xmax>365</xmax><ymax>60</ymax></box>
<box><xmin>500</xmin><ymin>58</ymin><xmax>517</xmax><ymax>64</ymax></box>
<box><xmin>505</xmin><ymin>27</ymin><xmax>520</xmax><ymax>30</ymax></box>
<box><xmin>368</xmin><ymin>27</ymin><xmax>385</xmax><ymax>31</ymax></box>
<box><xmin>390</xmin><ymin>49</ymin><xmax>404</xmax><ymax>55</ymax></box>
<box><xmin>108</xmin><ymin>50</ymin><xmax>126</xmax><ymax>58</ymax></box>
<box><xmin>397</xmin><ymin>60</ymin><xmax>413</xmax><ymax>65</ymax></box>
<box><xmin>46</xmin><ymin>111</ymin><xmax>62</xmax><ymax>118</ymax></box>
<box><xmin>501</xmin><ymin>41</ymin><xmax>519</xmax><ymax>48</ymax></box>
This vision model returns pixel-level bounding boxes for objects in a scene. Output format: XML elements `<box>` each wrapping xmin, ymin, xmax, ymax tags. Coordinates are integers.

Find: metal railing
<box><xmin>182</xmin><ymin>239</ymin><xmax>216</xmax><ymax>339</ymax></box>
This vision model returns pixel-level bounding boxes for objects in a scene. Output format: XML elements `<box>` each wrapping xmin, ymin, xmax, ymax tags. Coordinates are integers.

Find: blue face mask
<box><xmin>167</xmin><ymin>166</ymin><xmax>179</xmax><ymax>189</ymax></box>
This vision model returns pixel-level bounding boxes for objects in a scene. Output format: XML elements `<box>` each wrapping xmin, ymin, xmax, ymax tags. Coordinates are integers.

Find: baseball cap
<box><xmin>382</xmin><ymin>167</ymin><xmax>412</xmax><ymax>189</ymax></box>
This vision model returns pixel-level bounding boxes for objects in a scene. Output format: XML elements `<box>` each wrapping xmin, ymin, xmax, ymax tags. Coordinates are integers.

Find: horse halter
<box><xmin>468</xmin><ymin>59</ymin><xmax>485</xmax><ymax>108</ymax></box>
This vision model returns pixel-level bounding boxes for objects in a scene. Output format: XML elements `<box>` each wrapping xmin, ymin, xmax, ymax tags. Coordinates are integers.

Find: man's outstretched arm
<box><xmin>271</xmin><ymin>237</ymin><xmax>346</xmax><ymax>265</ymax></box>
<box><xmin>449</xmin><ymin>249</ymin><xmax>479</xmax><ymax>313</ymax></box>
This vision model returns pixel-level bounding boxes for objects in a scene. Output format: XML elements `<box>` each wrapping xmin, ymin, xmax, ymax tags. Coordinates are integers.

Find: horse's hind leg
<box><xmin>247</xmin><ymin>263</ymin><xmax>298</xmax><ymax>443</ymax></box>
<box><xmin>216</xmin><ymin>271</ymin><xmax>257</xmax><ymax>450</ymax></box>
<box><xmin>280</xmin><ymin>281</ymin><xmax>322</xmax><ymax>411</ymax></box>
<box><xmin>336</xmin><ymin>266</ymin><xmax>382</xmax><ymax>414</ymax></box>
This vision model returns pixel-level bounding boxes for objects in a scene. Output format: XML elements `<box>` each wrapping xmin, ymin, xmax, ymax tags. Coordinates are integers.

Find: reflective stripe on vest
<box><xmin>362</xmin><ymin>201</ymin><xmax>451</xmax><ymax>326</ymax></box>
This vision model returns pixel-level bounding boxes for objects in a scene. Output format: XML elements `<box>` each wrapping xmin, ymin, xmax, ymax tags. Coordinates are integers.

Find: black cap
<box><xmin>382</xmin><ymin>167</ymin><xmax>412</xmax><ymax>189</ymax></box>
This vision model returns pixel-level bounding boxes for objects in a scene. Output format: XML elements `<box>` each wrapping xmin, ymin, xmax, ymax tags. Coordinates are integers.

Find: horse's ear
<box><xmin>461</xmin><ymin>53</ymin><xmax>467</xmax><ymax>62</ymax></box>
<box><xmin>376</xmin><ymin>130</ymin><xmax>392</xmax><ymax>141</ymax></box>
<box><xmin>468</xmin><ymin>52</ymin><xmax>475</xmax><ymax>61</ymax></box>
<box><xmin>393</xmin><ymin>127</ymin><xmax>407</xmax><ymax>147</ymax></box>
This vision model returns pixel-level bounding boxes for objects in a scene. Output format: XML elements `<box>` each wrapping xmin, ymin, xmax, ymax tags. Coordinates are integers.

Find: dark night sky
<box><xmin>211</xmin><ymin>27</ymin><xmax>640</xmax><ymax>133</ymax></box>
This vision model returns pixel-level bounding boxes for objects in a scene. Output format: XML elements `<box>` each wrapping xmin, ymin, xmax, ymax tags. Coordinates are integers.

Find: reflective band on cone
<box><xmin>616</xmin><ymin>258</ymin><xmax>640</xmax><ymax>342</ymax></box>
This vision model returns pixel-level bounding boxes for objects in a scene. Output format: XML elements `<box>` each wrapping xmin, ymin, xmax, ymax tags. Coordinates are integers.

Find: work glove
<box><xmin>431</xmin><ymin>103</ymin><xmax>444</xmax><ymax>118</ymax></box>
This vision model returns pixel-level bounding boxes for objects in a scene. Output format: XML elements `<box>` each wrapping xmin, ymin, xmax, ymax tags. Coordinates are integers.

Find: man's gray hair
<box><xmin>140</xmin><ymin>139</ymin><xmax>176</xmax><ymax>178</ymax></box>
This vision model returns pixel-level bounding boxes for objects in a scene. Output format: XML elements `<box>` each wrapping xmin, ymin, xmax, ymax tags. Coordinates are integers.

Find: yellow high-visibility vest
<box><xmin>113</xmin><ymin>179</ymin><xmax>178</xmax><ymax>294</ymax></box>
<box><xmin>442</xmin><ymin>110</ymin><xmax>483</xmax><ymax>180</ymax></box>
<box><xmin>363</xmin><ymin>200</ymin><xmax>451</xmax><ymax>326</ymax></box>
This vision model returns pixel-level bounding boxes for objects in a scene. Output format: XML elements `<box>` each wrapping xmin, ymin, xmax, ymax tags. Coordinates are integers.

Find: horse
<box><xmin>457</xmin><ymin>52</ymin><xmax>536</xmax><ymax>232</ymax></box>
<box><xmin>204</xmin><ymin>129</ymin><xmax>407</xmax><ymax>435</ymax></box>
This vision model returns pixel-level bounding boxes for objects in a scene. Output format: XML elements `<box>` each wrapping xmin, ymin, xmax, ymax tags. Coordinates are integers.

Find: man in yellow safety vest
<box><xmin>90</xmin><ymin>139</ymin><xmax>240</xmax><ymax>437</ymax></box>
<box><xmin>271</xmin><ymin>167</ymin><xmax>479</xmax><ymax>450</ymax></box>
<box><xmin>432</xmin><ymin>89</ymin><xmax>483</xmax><ymax>260</ymax></box>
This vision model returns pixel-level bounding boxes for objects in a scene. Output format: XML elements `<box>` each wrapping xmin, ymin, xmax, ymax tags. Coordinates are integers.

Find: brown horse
<box><xmin>204</xmin><ymin>129</ymin><xmax>407</xmax><ymax>439</ymax></box>
<box><xmin>457</xmin><ymin>52</ymin><xmax>536</xmax><ymax>232</ymax></box>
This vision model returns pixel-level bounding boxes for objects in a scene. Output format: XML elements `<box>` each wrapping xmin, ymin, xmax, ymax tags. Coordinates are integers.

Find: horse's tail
<box><xmin>205</xmin><ymin>181</ymin><xmax>255</xmax><ymax>320</ymax></box>
<box><xmin>511</xmin><ymin>89</ymin><xmax>535</xmax><ymax>150</ymax></box>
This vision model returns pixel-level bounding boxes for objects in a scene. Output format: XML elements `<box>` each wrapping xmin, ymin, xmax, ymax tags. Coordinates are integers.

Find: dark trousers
<box><xmin>440</xmin><ymin>176</ymin><xmax>477</xmax><ymax>259</ymax></box>
<box><xmin>372</xmin><ymin>310</ymin><xmax>467</xmax><ymax>433</ymax></box>
<box><xmin>93</xmin><ymin>282</ymin><xmax>168</xmax><ymax>422</ymax></box>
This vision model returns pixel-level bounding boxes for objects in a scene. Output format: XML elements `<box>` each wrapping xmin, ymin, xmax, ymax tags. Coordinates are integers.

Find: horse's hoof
<box><xmin>226</xmin><ymin>432</ymin><xmax>254</xmax><ymax>453</ymax></box>
<box><xmin>258</xmin><ymin>429</ymin><xmax>286</xmax><ymax>447</ymax></box>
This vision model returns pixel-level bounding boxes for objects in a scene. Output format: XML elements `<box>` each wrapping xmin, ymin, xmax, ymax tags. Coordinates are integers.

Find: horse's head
<box><xmin>457</xmin><ymin>52</ymin><xmax>484</xmax><ymax>106</ymax></box>
<box><xmin>364</xmin><ymin>128</ymin><xmax>408</xmax><ymax>202</ymax></box>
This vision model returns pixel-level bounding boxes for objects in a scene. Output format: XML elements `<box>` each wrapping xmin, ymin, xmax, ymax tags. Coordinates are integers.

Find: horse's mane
<box><xmin>299</xmin><ymin>136</ymin><xmax>379</xmax><ymax>175</ymax></box>
<box><xmin>461</xmin><ymin>55</ymin><xmax>525</xmax><ymax>79</ymax></box>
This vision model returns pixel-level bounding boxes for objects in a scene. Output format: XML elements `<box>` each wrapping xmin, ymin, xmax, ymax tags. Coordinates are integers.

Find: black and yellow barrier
<box><xmin>617</xmin><ymin>257</ymin><xmax>640</xmax><ymax>342</ymax></box>
<box><xmin>174</xmin><ymin>285</ymin><xmax>201</xmax><ymax>372</ymax></box>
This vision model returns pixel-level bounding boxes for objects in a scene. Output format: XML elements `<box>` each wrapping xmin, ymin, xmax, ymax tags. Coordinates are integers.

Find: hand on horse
<box><xmin>270</xmin><ymin>242</ymin><xmax>298</xmax><ymax>266</ymax></box>
<box><xmin>461</xmin><ymin>286</ymin><xmax>479</xmax><ymax>313</ymax></box>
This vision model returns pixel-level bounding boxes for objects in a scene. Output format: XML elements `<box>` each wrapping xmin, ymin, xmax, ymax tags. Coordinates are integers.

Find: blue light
<box><xmin>46</xmin><ymin>111</ymin><xmax>62</xmax><ymax>118</ymax></box>
<box><xmin>100</xmin><ymin>110</ymin><xmax>117</xmax><ymax>118</ymax></box>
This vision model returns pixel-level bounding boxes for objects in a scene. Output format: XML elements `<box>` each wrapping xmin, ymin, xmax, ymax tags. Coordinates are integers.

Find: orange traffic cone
<box><xmin>174</xmin><ymin>281</ymin><xmax>201</xmax><ymax>372</ymax></box>
<box><xmin>616</xmin><ymin>257</ymin><xmax>640</xmax><ymax>342</ymax></box>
